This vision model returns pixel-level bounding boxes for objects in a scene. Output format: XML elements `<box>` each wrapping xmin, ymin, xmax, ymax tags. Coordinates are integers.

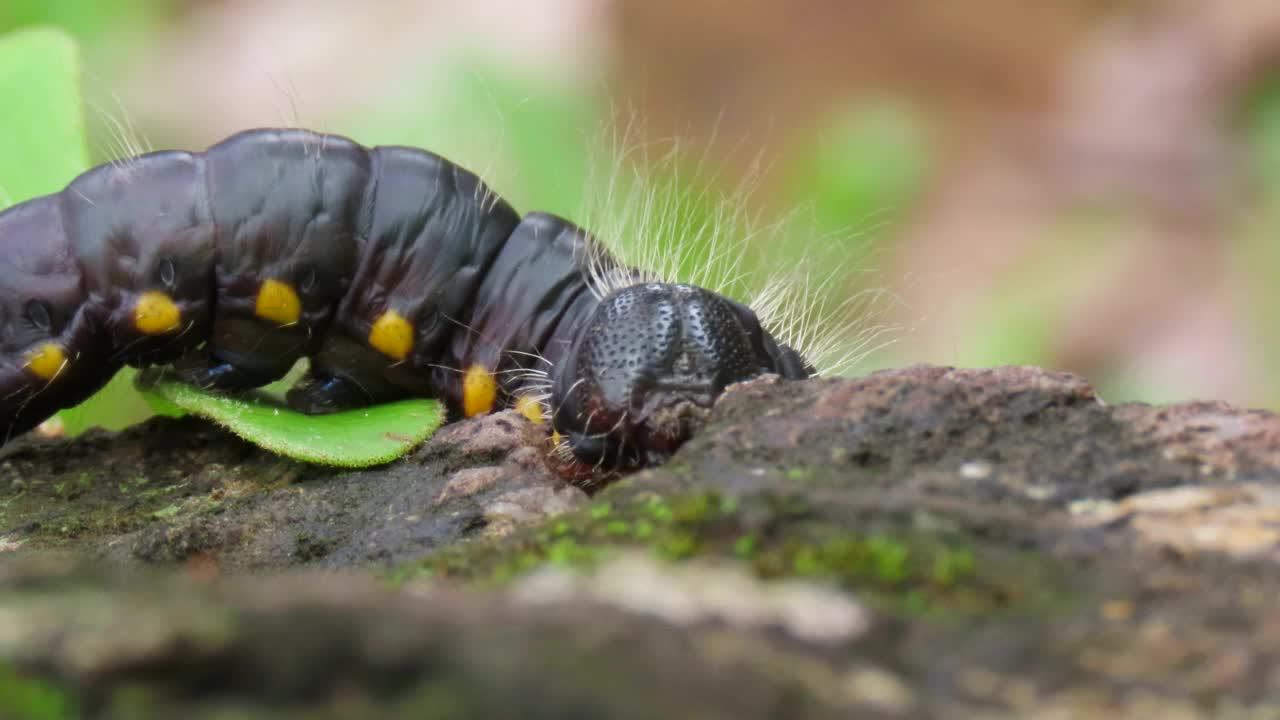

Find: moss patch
<box><xmin>0</xmin><ymin>665</ymin><xmax>77</xmax><ymax>720</ymax></box>
<box><xmin>0</xmin><ymin>431</ymin><xmax>296</xmax><ymax>555</ymax></box>
<box><xmin>396</xmin><ymin>489</ymin><xmax>1072</xmax><ymax>617</ymax></box>
<box><xmin>1</xmin><ymin>464</ymin><xmax>227</xmax><ymax>547</ymax></box>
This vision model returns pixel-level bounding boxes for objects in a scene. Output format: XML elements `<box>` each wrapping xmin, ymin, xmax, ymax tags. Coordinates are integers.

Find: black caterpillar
<box><xmin>0</xmin><ymin>129</ymin><xmax>813</xmax><ymax>471</ymax></box>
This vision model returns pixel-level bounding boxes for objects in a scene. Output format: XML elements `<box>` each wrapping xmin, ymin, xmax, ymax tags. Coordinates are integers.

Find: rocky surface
<box><xmin>0</xmin><ymin>409</ymin><xmax>586</xmax><ymax>569</ymax></box>
<box><xmin>2</xmin><ymin>365</ymin><xmax>1279</xmax><ymax>718</ymax></box>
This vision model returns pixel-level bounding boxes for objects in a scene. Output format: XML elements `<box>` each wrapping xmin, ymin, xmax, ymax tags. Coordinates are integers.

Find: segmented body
<box><xmin>0</xmin><ymin>128</ymin><xmax>811</xmax><ymax>468</ymax></box>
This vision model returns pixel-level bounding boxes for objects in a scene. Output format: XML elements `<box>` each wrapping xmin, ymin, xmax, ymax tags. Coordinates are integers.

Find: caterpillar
<box><xmin>0</xmin><ymin>128</ymin><xmax>817</xmax><ymax>472</ymax></box>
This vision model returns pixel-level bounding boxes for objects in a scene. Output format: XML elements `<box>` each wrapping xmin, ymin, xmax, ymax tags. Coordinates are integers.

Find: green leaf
<box><xmin>138</xmin><ymin>380</ymin><xmax>445</xmax><ymax>468</ymax></box>
<box><xmin>0</xmin><ymin>27</ymin><xmax>88</xmax><ymax>207</ymax></box>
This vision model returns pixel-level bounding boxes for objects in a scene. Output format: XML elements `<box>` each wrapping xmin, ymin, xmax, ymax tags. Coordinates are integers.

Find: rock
<box><xmin>2</xmin><ymin>365</ymin><xmax>1280</xmax><ymax>717</ymax></box>
<box><xmin>0</xmin><ymin>409</ymin><xmax>587</xmax><ymax>569</ymax></box>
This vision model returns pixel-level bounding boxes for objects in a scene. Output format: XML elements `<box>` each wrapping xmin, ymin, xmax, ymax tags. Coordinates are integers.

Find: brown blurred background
<box><xmin>8</xmin><ymin>0</ymin><xmax>1280</xmax><ymax>409</ymax></box>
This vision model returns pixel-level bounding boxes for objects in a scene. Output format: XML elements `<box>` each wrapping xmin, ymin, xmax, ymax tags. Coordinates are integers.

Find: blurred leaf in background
<box><xmin>960</xmin><ymin>211</ymin><xmax>1127</xmax><ymax>373</ymax></box>
<box><xmin>0</xmin><ymin>0</ymin><xmax>176</xmax><ymax>172</ymax></box>
<box><xmin>0</xmin><ymin>27</ymin><xmax>154</xmax><ymax>435</ymax></box>
<box><xmin>0</xmin><ymin>28</ymin><xmax>87</xmax><ymax>202</ymax></box>
<box><xmin>339</xmin><ymin>55</ymin><xmax>793</xmax><ymax>307</ymax></box>
<box><xmin>778</xmin><ymin>101</ymin><xmax>932</xmax><ymax>374</ymax></box>
<box><xmin>0</xmin><ymin>0</ymin><xmax>172</xmax><ymax>77</ymax></box>
<box><xmin>0</xmin><ymin>0</ymin><xmax>168</xmax><ymax>42</ymax></box>
<box><xmin>1239</xmin><ymin>76</ymin><xmax>1280</xmax><ymax>409</ymax></box>
<box><xmin>339</xmin><ymin>56</ymin><xmax>599</xmax><ymax>219</ymax></box>
<box><xmin>786</xmin><ymin>100</ymin><xmax>930</xmax><ymax>256</ymax></box>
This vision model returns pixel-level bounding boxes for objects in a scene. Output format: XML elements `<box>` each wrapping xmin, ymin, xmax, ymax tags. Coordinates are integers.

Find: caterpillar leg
<box><xmin>174</xmin><ymin>316</ymin><xmax>305</xmax><ymax>392</ymax></box>
<box><xmin>285</xmin><ymin>333</ymin><xmax>419</xmax><ymax>415</ymax></box>
<box><xmin>174</xmin><ymin>356</ymin><xmax>285</xmax><ymax>392</ymax></box>
<box><xmin>286</xmin><ymin>374</ymin><xmax>386</xmax><ymax>414</ymax></box>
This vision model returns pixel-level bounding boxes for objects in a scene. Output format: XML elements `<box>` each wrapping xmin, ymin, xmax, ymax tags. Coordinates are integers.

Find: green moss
<box><xmin>394</xmin><ymin>488</ymin><xmax>1069</xmax><ymax>617</ymax></box>
<box><xmin>785</xmin><ymin>467</ymin><xmax>810</xmax><ymax>481</ymax></box>
<box><xmin>148</xmin><ymin>494</ymin><xmax>223</xmax><ymax>524</ymax></box>
<box><xmin>105</xmin><ymin>685</ymin><xmax>160</xmax><ymax>719</ymax></box>
<box><xmin>117</xmin><ymin>475</ymin><xmax>154</xmax><ymax>495</ymax></box>
<box><xmin>136</xmin><ymin>483</ymin><xmax>187</xmax><ymax>501</ymax></box>
<box><xmin>47</xmin><ymin>472</ymin><xmax>94</xmax><ymax>501</ymax></box>
<box><xmin>396</xmin><ymin>680</ymin><xmax>475</xmax><ymax>718</ymax></box>
<box><xmin>152</xmin><ymin>504</ymin><xmax>184</xmax><ymax>521</ymax></box>
<box><xmin>932</xmin><ymin>547</ymin><xmax>976</xmax><ymax>586</ymax></box>
<box><xmin>0</xmin><ymin>665</ymin><xmax>77</xmax><ymax>720</ymax></box>
<box><xmin>655</xmin><ymin>531</ymin><xmax>699</xmax><ymax>561</ymax></box>
<box><xmin>1</xmin><ymin>462</ymin><xmax>226</xmax><ymax>549</ymax></box>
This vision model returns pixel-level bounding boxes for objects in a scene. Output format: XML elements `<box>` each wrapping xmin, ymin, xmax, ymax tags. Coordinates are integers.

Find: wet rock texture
<box><xmin>2</xmin><ymin>365</ymin><xmax>1280</xmax><ymax>718</ymax></box>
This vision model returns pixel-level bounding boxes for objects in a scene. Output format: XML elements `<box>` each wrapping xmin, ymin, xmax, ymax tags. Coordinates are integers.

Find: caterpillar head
<box><xmin>551</xmin><ymin>282</ymin><xmax>811</xmax><ymax>469</ymax></box>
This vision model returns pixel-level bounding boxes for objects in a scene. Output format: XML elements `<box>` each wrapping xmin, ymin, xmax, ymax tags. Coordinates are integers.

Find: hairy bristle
<box><xmin>574</xmin><ymin>118</ymin><xmax>899</xmax><ymax>377</ymax></box>
<box><xmin>750</xmin><ymin>269</ymin><xmax>901</xmax><ymax>377</ymax></box>
<box><xmin>577</xmin><ymin>120</ymin><xmax>766</xmax><ymax>302</ymax></box>
<box><xmin>92</xmin><ymin>94</ymin><xmax>153</xmax><ymax>180</ymax></box>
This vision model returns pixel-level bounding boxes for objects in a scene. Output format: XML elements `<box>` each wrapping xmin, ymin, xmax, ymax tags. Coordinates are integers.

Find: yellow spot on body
<box><xmin>552</xmin><ymin>430</ymin><xmax>564</xmax><ymax>447</ymax></box>
<box><xmin>515</xmin><ymin>395</ymin><xmax>544</xmax><ymax>424</ymax></box>
<box><xmin>369</xmin><ymin>310</ymin><xmax>414</xmax><ymax>360</ymax></box>
<box><xmin>25</xmin><ymin>343</ymin><xmax>67</xmax><ymax>380</ymax></box>
<box><xmin>134</xmin><ymin>291</ymin><xmax>181</xmax><ymax>334</ymax></box>
<box><xmin>463</xmin><ymin>364</ymin><xmax>498</xmax><ymax>417</ymax></box>
<box><xmin>255</xmin><ymin>278</ymin><xmax>302</xmax><ymax>325</ymax></box>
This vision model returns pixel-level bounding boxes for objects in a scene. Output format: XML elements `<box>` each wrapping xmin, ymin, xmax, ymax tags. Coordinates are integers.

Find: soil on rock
<box><xmin>0</xmin><ymin>409</ymin><xmax>586</xmax><ymax>568</ymax></box>
<box><xmin>2</xmin><ymin>365</ymin><xmax>1279</xmax><ymax>718</ymax></box>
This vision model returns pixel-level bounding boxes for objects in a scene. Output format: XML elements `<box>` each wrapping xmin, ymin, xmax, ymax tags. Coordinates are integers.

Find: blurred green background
<box><xmin>3</xmin><ymin>0</ymin><xmax>1280</xmax><ymax>437</ymax></box>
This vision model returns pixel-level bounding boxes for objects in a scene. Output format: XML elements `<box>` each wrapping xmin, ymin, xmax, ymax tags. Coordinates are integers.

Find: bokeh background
<box><xmin>5</xmin><ymin>0</ymin><xmax>1280</xmax><ymax>413</ymax></box>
